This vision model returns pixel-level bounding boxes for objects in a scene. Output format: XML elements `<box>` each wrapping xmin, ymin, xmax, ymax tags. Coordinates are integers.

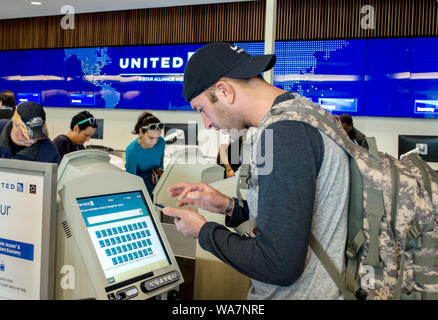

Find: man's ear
<box><xmin>215</xmin><ymin>80</ymin><xmax>235</xmax><ymax>104</ymax></box>
<box><xmin>73</xmin><ymin>125</ymin><xmax>80</xmax><ymax>133</ymax></box>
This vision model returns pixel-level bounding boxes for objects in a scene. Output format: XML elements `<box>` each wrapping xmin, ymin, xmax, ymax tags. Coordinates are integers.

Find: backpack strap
<box><xmin>309</xmin><ymin>233</ymin><xmax>357</xmax><ymax>300</ymax></box>
<box><xmin>236</xmin><ymin>135</ymin><xmax>254</xmax><ymax>207</ymax></box>
<box><xmin>389</xmin><ymin>157</ymin><xmax>401</xmax><ymax>238</ymax></box>
<box><xmin>236</xmin><ymin>163</ymin><xmax>250</xmax><ymax>206</ymax></box>
<box><xmin>363</xmin><ymin>189</ymin><xmax>385</xmax><ymax>268</ymax></box>
<box><xmin>366</xmin><ymin>137</ymin><xmax>382</xmax><ymax>171</ymax></box>
<box><xmin>345</xmin><ymin>158</ymin><xmax>366</xmax><ymax>294</ymax></box>
<box><xmin>407</xmin><ymin>153</ymin><xmax>432</xmax><ymax>201</ymax></box>
<box><xmin>265</xmin><ymin>105</ymin><xmax>353</xmax><ymax>153</ymax></box>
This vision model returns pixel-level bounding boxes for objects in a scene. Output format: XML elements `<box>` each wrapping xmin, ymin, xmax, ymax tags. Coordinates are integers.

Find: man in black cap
<box><xmin>0</xmin><ymin>101</ymin><xmax>60</xmax><ymax>164</ymax></box>
<box><xmin>339</xmin><ymin>113</ymin><xmax>368</xmax><ymax>149</ymax></box>
<box><xmin>0</xmin><ymin>90</ymin><xmax>16</xmax><ymax>120</ymax></box>
<box><xmin>163</xmin><ymin>43</ymin><xmax>349</xmax><ymax>299</ymax></box>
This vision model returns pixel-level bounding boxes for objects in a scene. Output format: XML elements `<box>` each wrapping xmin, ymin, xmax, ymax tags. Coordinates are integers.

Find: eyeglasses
<box><xmin>76</xmin><ymin>117</ymin><xmax>96</xmax><ymax>126</ymax></box>
<box><xmin>142</xmin><ymin>123</ymin><xmax>164</xmax><ymax>131</ymax></box>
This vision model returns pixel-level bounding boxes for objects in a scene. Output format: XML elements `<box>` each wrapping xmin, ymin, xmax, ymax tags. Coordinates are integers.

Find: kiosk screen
<box><xmin>76</xmin><ymin>191</ymin><xmax>170</xmax><ymax>285</ymax></box>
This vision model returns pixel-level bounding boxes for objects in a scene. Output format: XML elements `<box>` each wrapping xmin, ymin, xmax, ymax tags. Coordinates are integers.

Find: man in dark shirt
<box><xmin>0</xmin><ymin>101</ymin><xmax>60</xmax><ymax>164</ymax></box>
<box><xmin>162</xmin><ymin>43</ymin><xmax>349</xmax><ymax>299</ymax></box>
<box><xmin>339</xmin><ymin>113</ymin><xmax>368</xmax><ymax>149</ymax></box>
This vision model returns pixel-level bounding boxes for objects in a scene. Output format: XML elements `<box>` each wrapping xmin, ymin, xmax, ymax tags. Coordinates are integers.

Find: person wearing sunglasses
<box><xmin>0</xmin><ymin>101</ymin><xmax>60</xmax><ymax>164</ymax></box>
<box><xmin>53</xmin><ymin>111</ymin><xmax>97</xmax><ymax>160</ymax></box>
<box><xmin>125</xmin><ymin>112</ymin><xmax>165</xmax><ymax>200</ymax></box>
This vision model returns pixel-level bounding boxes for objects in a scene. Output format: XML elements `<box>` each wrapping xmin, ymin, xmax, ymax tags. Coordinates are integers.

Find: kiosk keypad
<box><xmin>96</xmin><ymin>221</ymin><xmax>154</xmax><ymax>265</ymax></box>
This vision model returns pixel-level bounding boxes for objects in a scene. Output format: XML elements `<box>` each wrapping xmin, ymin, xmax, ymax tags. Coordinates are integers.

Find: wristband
<box><xmin>224</xmin><ymin>197</ymin><xmax>233</xmax><ymax>215</ymax></box>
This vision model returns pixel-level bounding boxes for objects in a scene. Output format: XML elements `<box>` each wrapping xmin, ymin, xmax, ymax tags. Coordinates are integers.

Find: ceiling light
<box><xmin>31</xmin><ymin>1</ymin><xmax>42</xmax><ymax>5</ymax></box>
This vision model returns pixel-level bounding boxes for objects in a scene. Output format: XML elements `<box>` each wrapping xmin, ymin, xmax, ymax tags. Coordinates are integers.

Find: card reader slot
<box><xmin>105</xmin><ymin>271</ymin><xmax>153</xmax><ymax>292</ymax></box>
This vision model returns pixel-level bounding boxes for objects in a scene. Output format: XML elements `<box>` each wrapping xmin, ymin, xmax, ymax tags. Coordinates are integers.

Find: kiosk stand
<box><xmin>55</xmin><ymin>150</ymin><xmax>183</xmax><ymax>300</ymax></box>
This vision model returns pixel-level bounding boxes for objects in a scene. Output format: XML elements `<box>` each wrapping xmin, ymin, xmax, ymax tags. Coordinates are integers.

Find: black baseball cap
<box><xmin>13</xmin><ymin>101</ymin><xmax>48</xmax><ymax>140</ymax></box>
<box><xmin>183</xmin><ymin>42</ymin><xmax>276</xmax><ymax>102</ymax></box>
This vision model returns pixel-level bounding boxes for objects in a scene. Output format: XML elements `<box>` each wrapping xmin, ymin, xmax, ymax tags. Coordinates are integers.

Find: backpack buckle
<box><xmin>270</xmin><ymin>107</ymin><xmax>285</xmax><ymax>116</ymax></box>
<box><xmin>407</xmin><ymin>221</ymin><xmax>422</xmax><ymax>241</ymax></box>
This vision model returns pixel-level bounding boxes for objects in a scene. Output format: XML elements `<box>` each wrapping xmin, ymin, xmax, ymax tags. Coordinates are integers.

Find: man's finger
<box><xmin>167</xmin><ymin>182</ymin><xmax>190</xmax><ymax>192</ymax></box>
<box><xmin>176</xmin><ymin>199</ymin><xmax>193</xmax><ymax>207</ymax></box>
<box><xmin>167</xmin><ymin>182</ymin><xmax>190</xmax><ymax>196</ymax></box>
<box><xmin>178</xmin><ymin>184</ymin><xmax>203</xmax><ymax>201</ymax></box>
<box><xmin>163</xmin><ymin>206</ymin><xmax>196</xmax><ymax>219</ymax></box>
<box><xmin>186</xmin><ymin>191</ymin><xmax>208</xmax><ymax>201</ymax></box>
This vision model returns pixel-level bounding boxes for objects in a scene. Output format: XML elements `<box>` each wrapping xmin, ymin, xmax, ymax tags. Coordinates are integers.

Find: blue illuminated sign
<box><xmin>18</xmin><ymin>93</ymin><xmax>40</xmax><ymax>103</ymax></box>
<box><xmin>0</xmin><ymin>38</ymin><xmax>438</xmax><ymax>118</ymax></box>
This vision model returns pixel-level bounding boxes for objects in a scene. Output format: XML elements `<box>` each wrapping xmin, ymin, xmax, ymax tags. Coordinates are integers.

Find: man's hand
<box><xmin>167</xmin><ymin>182</ymin><xmax>230</xmax><ymax>214</ymax></box>
<box><xmin>163</xmin><ymin>207</ymin><xmax>207</xmax><ymax>238</ymax></box>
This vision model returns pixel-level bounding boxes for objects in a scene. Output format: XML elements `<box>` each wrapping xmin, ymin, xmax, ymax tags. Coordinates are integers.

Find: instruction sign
<box><xmin>0</xmin><ymin>170</ymin><xmax>44</xmax><ymax>299</ymax></box>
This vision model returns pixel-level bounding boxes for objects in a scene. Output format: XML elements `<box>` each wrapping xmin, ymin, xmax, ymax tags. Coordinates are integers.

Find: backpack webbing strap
<box><xmin>345</xmin><ymin>257</ymin><xmax>361</xmax><ymax>293</ymax></box>
<box><xmin>309</xmin><ymin>233</ymin><xmax>357</xmax><ymax>300</ymax></box>
<box><xmin>389</xmin><ymin>157</ymin><xmax>400</xmax><ymax>238</ymax></box>
<box><xmin>414</xmin><ymin>272</ymin><xmax>438</xmax><ymax>285</ymax></box>
<box><xmin>345</xmin><ymin>231</ymin><xmax>365</xmax><ymax>292</ymax></box>
<box><xmin>393</xmin><ymin>237</ymin><xmax>409</xmax><ymax>300</ymax></box>
<box><xmin>415</xmin><ymin>254</ymin><xmax>438</xmax><ymax>267</ymax></box>
<box><xmin>393</xmin><ymin>220</ymin><xmax>424</xmax><ymax>300</ymax></box>
<box><xmin>408</xmin><ymin>153</ymin><xmax>432</xmax><ymax>201</ymax></box>
<box><xmin>364</xmin><ymin>139</ymin><xmax>385</xmax><ymax>268</ymax></box>
<box><xmin>415</xmin><ymin>236</ymin><xmax>438</xmax><ymax>249</ymax></box>
<box><xmin>266</xmin><ymin>105</ymin><xmax>354</xmax><ymax>154</ymax></box>
<box><xmin>366</xmin><ymin>137</ymin><xmax>382</xmax><ymax>171</ymax></box>
<box><xmin>236</xmin><ymin>138</ymin><xmax>254</xmax><ymax>207</ymax></box>
<box><xmin>363</xmin><ymin>189</ymin><xmax>385</xmax><ymax>267</ymax></box>
<box><xmin>236</xmin><ymin>163</ymin><xmax>250</xmax><ymax>207</ymax></box>
<box><xmin>345</xmin><ymin>158</ymin><xmax>366</xmax><ymax>293</ymax></box>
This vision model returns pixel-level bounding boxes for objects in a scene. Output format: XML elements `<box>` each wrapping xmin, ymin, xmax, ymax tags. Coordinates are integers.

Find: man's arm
<box><xmin>224</xmin><ymin>197</ymin><xmax>249</xmax><ymax>228</ymax></box>
<box><xmin>198</xmin><ymin>121</ymin><xmax>324</xmax><ymax>286</ymax></box>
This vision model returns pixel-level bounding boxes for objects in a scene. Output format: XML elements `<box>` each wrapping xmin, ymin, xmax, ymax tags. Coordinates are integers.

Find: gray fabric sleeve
<box><xmin>198</xmin><ymin>120</ymin><xmax>324</xmax><ymax>286</ymax></box>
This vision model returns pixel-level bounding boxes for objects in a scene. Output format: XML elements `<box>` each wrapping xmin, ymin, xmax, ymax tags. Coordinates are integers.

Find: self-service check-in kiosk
<box><xmin>55</xmin><ymin>150</ymin><xmax>183</xmax><ymax>300</ymax></box>
<box><xmin>153</xmin><ymin>147</ymin><xmax>224</xmax><ymax>221</ymax></box>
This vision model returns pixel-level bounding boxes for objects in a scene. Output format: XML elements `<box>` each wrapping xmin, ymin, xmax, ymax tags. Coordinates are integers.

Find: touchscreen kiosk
<box><xmin>153</xmin><ymin>147</ymin><xmax>224</xmax><ymax>217</ymax></box>
<box><xmin>56</xmin><ymin>150</ymin><xmax>183</xmax><ymax>300</ymax></box>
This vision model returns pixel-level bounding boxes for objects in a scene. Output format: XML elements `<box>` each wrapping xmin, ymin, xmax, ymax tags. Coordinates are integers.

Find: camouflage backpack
<box><xmin>239</xmin><ymin>93</ymin><xmax>438</xmax><ymax>300</ymax></box>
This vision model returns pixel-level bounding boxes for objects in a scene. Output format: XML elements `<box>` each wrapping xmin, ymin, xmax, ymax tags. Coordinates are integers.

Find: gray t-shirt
<box><xmin>199</xmin><ymin>115</ymin><xmax>349</xmax><ymax>299</ymax></box>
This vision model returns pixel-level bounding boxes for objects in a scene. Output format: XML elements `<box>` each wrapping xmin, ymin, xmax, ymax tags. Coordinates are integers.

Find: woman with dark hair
<box><xmin>53</xmin><ymin>110</ymin><xmax>97</xmax><ymax>160</ymax></box>
<box><xmin>125</xmin><ymin>111</ymin><xmax>165</xmax><ymax>200</ymax></box>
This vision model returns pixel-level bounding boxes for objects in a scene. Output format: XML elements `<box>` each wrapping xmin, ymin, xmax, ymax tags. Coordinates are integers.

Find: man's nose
<box><xmin>201</xmin><ymin>114</ymin><xmax>213</xmax><ymax>129</ymax></box>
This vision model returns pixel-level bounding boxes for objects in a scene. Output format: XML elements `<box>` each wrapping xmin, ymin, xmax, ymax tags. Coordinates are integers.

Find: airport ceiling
<box><xmin>0</xmin><ymin>0</ymin><xmax>253</xmax><ymax>20</ymax></box>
